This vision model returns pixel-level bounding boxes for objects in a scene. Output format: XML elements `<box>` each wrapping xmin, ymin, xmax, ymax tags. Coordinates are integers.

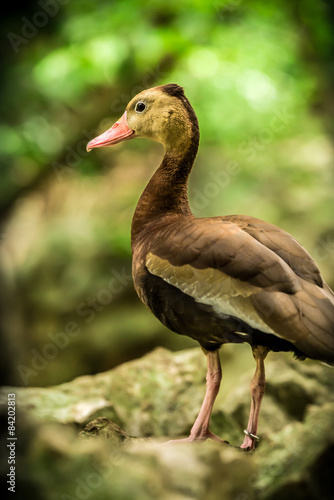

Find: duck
<box><xmin>87</xmin><ymin>83</ymin><xmax>334</xmax><ymax>450</ymax></box>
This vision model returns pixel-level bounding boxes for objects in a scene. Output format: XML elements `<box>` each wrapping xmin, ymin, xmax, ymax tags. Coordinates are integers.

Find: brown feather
<box><xmin>133</xmin><ymin>214</ymin><xmax>334</xmax><ymax>364</ymax></box>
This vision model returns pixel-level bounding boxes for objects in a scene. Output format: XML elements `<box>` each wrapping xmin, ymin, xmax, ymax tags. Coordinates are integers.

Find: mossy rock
<box><xmin>1</xmin><ymin>347</ymin><xmax>333</xmax><ymax>499</ymax></box>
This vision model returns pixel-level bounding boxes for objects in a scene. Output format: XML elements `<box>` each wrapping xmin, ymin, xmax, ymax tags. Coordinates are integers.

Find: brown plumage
<box><xmin>87</xmin><ymin>83</ymin><xmax>334</xmax><ymax>450</ymax></box>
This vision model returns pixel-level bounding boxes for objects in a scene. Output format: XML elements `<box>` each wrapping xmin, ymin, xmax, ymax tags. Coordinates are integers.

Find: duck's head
<box><xmin>87</xmin><ymin>84</ymin><xmax>198</xmax><ymax>154</ymax></box>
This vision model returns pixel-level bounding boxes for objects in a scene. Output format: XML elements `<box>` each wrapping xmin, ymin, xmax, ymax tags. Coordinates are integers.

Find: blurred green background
<box><xmin>1</xmin><ymin>0</ymin><xmax>333</xmax><ymax>387</ymax></box>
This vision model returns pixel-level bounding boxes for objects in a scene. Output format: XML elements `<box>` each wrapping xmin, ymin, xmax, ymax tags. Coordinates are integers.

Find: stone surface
<box><xmin>1</xmin><ymin>347</ymin><xmax>334</xmax><ymax>499</ymax></box>
<box><xmin>79</xmin><ymin>417</ymin><xmax>130</xmax><ymax>443</ymax></box>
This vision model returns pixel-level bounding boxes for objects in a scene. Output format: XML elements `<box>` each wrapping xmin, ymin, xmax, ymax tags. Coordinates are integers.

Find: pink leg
<box><xmin>167</xmin><ymin>349</ymin><xmax>225</xmax><ymax>443</ymax></box>
<box><xmin>240</xmin><ymin>346</ymin><xmax>269</xmax><ymax>451</ymax></box>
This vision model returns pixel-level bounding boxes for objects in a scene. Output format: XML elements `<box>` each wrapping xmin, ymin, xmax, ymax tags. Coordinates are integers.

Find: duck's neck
<box><xmin>131</xmin><ymin>131</ymin><xmax>199</xmax><ymax>245</ymax></box>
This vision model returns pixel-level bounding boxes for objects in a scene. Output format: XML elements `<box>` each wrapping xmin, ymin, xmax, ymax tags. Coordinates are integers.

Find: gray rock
<box><xmin>1</xmin><ymin>347</ymin><xmax>333</xmax><ymax>499</ymax></box>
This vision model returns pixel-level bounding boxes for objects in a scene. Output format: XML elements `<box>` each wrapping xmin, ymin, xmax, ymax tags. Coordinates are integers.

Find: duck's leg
<box><xmin>240</xmin><ymin>346</ymin><xmax>269</xmax><ymax>451</ymax></box>
<box><xmin>167</xmin><ymin>348</ymin><xmax>225</xmax><ymax>443</ymax></box>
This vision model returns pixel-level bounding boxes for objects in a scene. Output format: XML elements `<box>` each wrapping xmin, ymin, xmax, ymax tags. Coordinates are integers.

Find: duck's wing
<box><xmin>225</xmin><ymin>215</ymin><xmax>323</xmax><ymax>287</ymax></box>
<box><xmin>145</xmin><ymin>216</ymin><xmax>334</xmax><ymax>363</ymax></box>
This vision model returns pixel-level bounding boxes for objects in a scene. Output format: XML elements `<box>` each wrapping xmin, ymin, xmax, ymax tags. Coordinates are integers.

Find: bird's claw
<box><xmin>164</xmin><ymin>429</ymin><xmax>229</xmax><ymax>445</ymax></box>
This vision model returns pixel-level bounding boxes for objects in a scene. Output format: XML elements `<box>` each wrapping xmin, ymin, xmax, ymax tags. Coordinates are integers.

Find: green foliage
<box><xmin>0</xmin><ymin>0</ymin><xmax>333</xmax><ymax>386</ymax></box>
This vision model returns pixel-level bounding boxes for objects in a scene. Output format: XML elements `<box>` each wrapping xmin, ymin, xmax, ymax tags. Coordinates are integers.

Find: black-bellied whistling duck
<box><xmin>87</xmin><ymin>84</ymin><xmax>334</xmax><ymax>450</ymax></box>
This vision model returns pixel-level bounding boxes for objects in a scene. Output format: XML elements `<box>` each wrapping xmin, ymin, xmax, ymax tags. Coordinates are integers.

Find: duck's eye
<box><xmin>135</xmin><ymin>101</ymin><xmax>146</xmax><ymax>113</ymax></box>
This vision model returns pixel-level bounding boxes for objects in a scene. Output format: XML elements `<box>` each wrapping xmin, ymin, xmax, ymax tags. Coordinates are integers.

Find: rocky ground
<box><xmin>1</xmin><ymin>347</ymin><xmax>334</xmax><ymax>500</ymax></box>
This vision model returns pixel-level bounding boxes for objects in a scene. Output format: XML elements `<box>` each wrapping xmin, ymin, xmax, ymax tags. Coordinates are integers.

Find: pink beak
<box><xmin>86</xmin><ymin>111</ymin><xmax>134</xmax><ymax>151</ymax></box>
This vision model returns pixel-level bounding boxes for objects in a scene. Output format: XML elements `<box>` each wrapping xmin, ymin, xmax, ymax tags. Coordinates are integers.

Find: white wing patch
<box><xmin>146</xmin><ymin>252</ymin><xmax>275</xmax><ymax>335</ymax></box>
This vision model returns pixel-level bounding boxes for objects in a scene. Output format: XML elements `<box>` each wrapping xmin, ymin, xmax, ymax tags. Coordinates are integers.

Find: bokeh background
<box><xmin>1</xmin><ymin>0</ymin><xmax>333</xmax><ymax>387</ymax></box>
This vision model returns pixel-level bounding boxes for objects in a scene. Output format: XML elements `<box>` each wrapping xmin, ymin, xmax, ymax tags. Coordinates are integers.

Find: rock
<box><xmin>1</xmin><ymin>347</ymin><xmax>241</xmax><ymax>440</ymax></box>
<box><xmin>255</xmin><ymin>402</ymin><xmax>334</xmax><ymax>500</ymax></box>
<box><xmin>0</xmin><ymin>347</ymin><xmax>333</xmax><ymax>499</ymax></box>
<box><xmin>79</xmin><ymin>417</ymin><xmax>130</xmax><ymax>443</ymax></box>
